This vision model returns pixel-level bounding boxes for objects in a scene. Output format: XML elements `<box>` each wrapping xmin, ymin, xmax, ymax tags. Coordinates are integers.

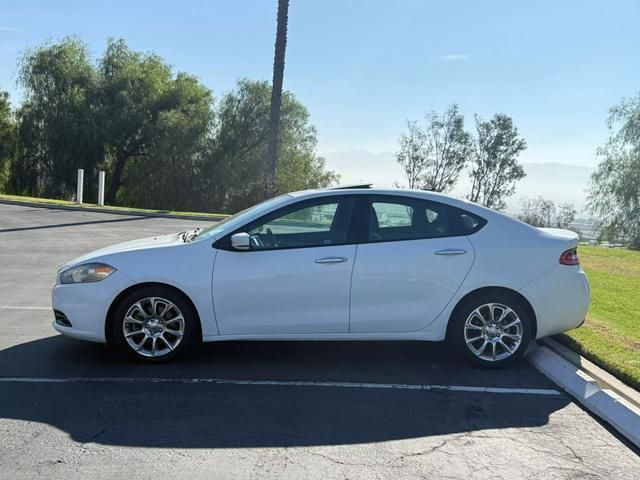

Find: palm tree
<box><xmin>265</xmin><ymin>0</ymin><xmax>290</xmax><ymax>199</ymax></box>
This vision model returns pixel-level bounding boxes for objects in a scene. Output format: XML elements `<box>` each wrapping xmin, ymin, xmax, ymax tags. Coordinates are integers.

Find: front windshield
<box><xmin>196</xmin><ymin>194</ymin><xmax>291</xmax><ymax>240</ymax></box>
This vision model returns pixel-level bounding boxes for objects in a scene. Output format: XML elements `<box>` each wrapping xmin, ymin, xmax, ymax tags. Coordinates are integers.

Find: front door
<box><xmin>212</xmin><ymin>196</ymin><xmax>357</xmax><ymax>335</ymax></box>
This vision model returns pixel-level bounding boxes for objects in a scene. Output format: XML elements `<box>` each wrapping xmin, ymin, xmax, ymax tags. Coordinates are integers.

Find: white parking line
<box><xmin>0</xmin><ymin>376</ymin><xmax>562</xmax><ymax>395</ymax></box>
<box><xmin>0</xmin><ymin>306</ymin><xmax>50</xmax><ymax>310</ymax></box>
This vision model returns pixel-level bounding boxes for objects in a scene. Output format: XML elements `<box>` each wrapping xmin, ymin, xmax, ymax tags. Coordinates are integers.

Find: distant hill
<box><xmin>321</xmin><ymin>150</ymin><xmax>593</xmax><ymax>213</ymax></box>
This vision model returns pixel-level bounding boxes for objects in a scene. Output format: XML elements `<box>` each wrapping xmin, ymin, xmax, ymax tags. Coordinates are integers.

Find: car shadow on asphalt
<box><xmin>0</xmin><ymin>215</ymin><xmax>149</xmax><ymax>234</ymax></box>
<box><xmin>0</xmin><ymin>335</ymin><xmax>570</xmax><ymax>448</ymax></box>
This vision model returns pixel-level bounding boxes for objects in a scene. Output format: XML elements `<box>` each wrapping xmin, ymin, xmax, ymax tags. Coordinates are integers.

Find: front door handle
<box><xmin>434</xmin><ymin>248</ymin><xmax>467</xmax><ymax>256</ymax></box>
<box><xmin>315</xmin><ymin>256</ymin><xmax>348</xmax><ymax>264</ymax></box>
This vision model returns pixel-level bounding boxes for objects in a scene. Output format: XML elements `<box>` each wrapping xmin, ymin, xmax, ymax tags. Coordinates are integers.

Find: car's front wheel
<box><xmin>111</xmin><ymin>286</ymin><xmax>199</xmax><ymax>362</ymax></box>
<box><xmin>449</xmin><ymin>293</ymin><xmax>532</xmax><ymax>367</ymax></box>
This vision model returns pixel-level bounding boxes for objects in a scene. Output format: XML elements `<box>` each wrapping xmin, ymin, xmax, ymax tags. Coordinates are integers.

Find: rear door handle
<box><xmin>434</xmin><ymin>248</ymin><xmax>467</xmax><ymax>256</ymax></box>
<box><xmin>315</xmin><ymin>256</ymin><xmax>348</xmax><ymax>264</ymax></box>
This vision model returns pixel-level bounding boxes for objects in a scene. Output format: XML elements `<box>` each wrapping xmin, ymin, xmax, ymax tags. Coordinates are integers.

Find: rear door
<box><xmin>349</xmin><ymin>195</ymin><xmax>478</xmax><ymax>333</ymax></box>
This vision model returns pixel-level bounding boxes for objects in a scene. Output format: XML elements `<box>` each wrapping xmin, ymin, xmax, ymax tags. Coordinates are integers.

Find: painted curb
<box><xmin>528</xmin><ymin>345</ymin><xmax>640</xmax><ymax>449</ymax></box>
<box><xmin>0</xmin><ymin>198</ymin><xmax>227</xmax><ymax>222</ymax></box>
<box><xmin>542</xmin><ymin>337</ymin><xmax>640</xmax><ymax>409</ymax></box>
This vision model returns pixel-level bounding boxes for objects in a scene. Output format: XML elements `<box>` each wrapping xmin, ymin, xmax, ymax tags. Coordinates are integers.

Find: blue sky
<box><xmin>0</xmin><ymin>0</ymin><xmax>638</xmax><ymax>167</ymax></box>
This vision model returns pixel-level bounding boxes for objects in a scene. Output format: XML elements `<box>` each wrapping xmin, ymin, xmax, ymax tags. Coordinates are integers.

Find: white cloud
<box><xmin>0</xmin><ymin>26</ymin><xmax>20</xmax><ymax>32</ymax></box>
<box><xmin>432</xmin><ymin>54</ymin><xmax>469</xmax><ymax>61</ymax></box>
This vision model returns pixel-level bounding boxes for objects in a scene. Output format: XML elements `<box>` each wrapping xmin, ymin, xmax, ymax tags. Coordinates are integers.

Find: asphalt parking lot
<box><xmin>1</xmin><ymin>202</ymin><xmax>639</xmax><ymax>479</ymax></box>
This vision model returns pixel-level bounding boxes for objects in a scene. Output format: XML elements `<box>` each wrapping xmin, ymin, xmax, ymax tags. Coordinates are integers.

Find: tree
<box><xmin>201</xmin><ymin>80</ymin><xmax>338</xmax><ymax>213</ymax></box>
<box><xmin>5</xmin><ymin>38</ymin><xmax>335</xmax><ymax>213</ymax></box>
<box><xmin>556</xmin><ymin>203</ymin><xmax>577</xmax><ymax>229</ymax></box>
<box><xmin>588</xmin><ymin>94</ymin><xmax>640</xmax><ymax>248</ymax></box>
<box><xmin>421</xmin><ymin>104</ymin><xmax>473</xmax><ymax>191</ymax></box>
<box><xmin>396</xmin><ymin>104</ymin><xmax>473</xmax><ymax>192</ymax></box>
<box><xmin>517</xmin><ymin>197</ymin><xmax>576</xmax><ymax>229</ymax></box>
<box><xmin>98</xmin><ymin>39</ymin><xmax>212</xmax><ymax>204</ymax></box>
<box><xmin>0</xmin><ymin>90</ymin><xmax>18</xmax><ymax>191</ymax></box>
<box><xmin>518</xmin><ymin>196</ymin><xmax>555</xmax><ymax>227</ymax></box>
<box><xmin>9</xmin><ymin>38</ymin><xmax>101</xmax><ymax>199</ymax></box>
<box><xmin>115</xmin><ymin>73</ymin><xmax>213</xmax><ymax>211</ymax></box>
<box><xmin>468</xmin><ymin>114</ymin><xmax>527</xmax><ymax>210</ymax></box>
<box><xmin>396</xmin><ymin>120</ymin><xmax>427</xmax><ymax>189</ymax></box>
<box><xmin>265</xmin><ymin>0</ymin><xmax>290</xmax><ymax>199</ymax></box>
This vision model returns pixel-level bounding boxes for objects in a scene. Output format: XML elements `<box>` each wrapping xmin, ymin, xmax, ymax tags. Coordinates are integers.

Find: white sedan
<box><xmin>52</xmin><ymin>186</ymin><xmax>590</xmax><ymax>366</ymax></box>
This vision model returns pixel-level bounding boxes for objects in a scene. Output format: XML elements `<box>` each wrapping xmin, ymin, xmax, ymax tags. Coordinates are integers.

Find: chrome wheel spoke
<box><xmin>164</xmin><ymin>329</ymin><xmax>183</xmax><ymax>338</ymax></box>
<box><xmin>164</xmin><ymin>315</ymin><xmax>184</xmax><ymax>326</ymax></box>
<box><xmin>466</xmin><ymin>324</ymin><xmax>483</xmax><ymax>331</ymax></box>
<box><xmin>133</xmin><ymin>301</ymin><xmax>150</xmax><ymax>319</ymax></box>
<box><xmin>160</xmin><ymin>334</ymin><xmax>175</xmax><ymax>351</ymax></box>
<box><xmin>487</xmin><ymin>304</ymin><xmax>496</xmax><ymax>323</ymax></box>
<box><xmin>470</xmin><ymin>309</ymin><xmax>487</xmax><ymax>325</ymax></box>
<box><xmin>498</xmin><ymin>338</ymin><xmax>513</xmax><ymax>353</ymax></box>
<box><xmin>125</xmin><ymin>330</ymin><xmax>144</xmax><ymax>338</ymax></box>
<box><xmin>159</xmin><ymin>301</ymin><xmax>175</xmax><ymax>319</ymax></box>
<box><xmin>466</xmin><ymin>337</ymin><xmax>488</xmax><ymax>355</ymax></box>
<box><xmin>124</xmin><ymin>315</ymin><xmax>144</xmax><ymax>325</ymax></box>
<box><xmin>134</xmin><ymin>334</ymin><xmax>149</xmax><ymax>351</ymax></box>
<box><xmin>502</xmin><ymin>319</ymin><xmax>519</xmax><ymax>329</ymax></box>
<box><xmin>496</xmin><ymin>307</ymin><xmax>513</xmax><ymax>325</ymax></box>
<box><xmin>502</xmin><ymin>333</ymin><xmax>522</xmax><ymax>341</ymax></box>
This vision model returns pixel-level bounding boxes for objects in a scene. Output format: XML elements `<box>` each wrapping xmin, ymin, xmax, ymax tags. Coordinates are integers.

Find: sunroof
<box><xmin>329</xmin><ymin>184</ymin><xmax>373</xmax><ymax>190</ymax></box>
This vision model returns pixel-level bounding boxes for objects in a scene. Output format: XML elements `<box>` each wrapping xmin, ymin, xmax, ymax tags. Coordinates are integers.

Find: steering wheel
<box><xmin>250</xmin><ymin>234</ymin><xmax>264</xmax><ymax>248</ymax></box>
<box><xmin>266</xmin><ymin>227</ymin><xmax>278</xmax><ymax>247</ymax></box>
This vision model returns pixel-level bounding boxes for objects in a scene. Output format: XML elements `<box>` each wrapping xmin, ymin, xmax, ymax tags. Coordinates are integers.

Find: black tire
<box><xmin>448</xmin><ymin>292</ymin><xmax>532</xmax><ymax>368</ymax></box>
<box><xmin>110</xmin><ymin>285</ymin><xmax>200</xmax><ymax>363</ymax></box>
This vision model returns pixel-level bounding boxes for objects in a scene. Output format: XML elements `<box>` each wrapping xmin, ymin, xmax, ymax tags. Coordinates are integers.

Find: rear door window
<box><xmin>364</xmin><ymin>196</ymin><xmax>485</xmax><ymax>243</ymax></box>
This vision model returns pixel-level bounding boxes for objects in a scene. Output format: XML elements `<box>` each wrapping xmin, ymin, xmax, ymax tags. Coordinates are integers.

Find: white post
<box><xmin>76</xmin><ymin>169</ymin><xmax>84</xmax><ymax>204</ymax></box>
<box><xmin>98</xmin><ymin>171</ymin><xmax>105</xmax><ymax>206</ymax></box>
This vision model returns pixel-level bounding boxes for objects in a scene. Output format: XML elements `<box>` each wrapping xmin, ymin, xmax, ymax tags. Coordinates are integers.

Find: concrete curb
<box><xmin>528</xmin><ymin>345</ymin><xmax>640</xmax><ymax>449</ymax></box>
<box><xmin>542</xmin><ymin>337</ymin><xmax>640</xmax><ymax>409</ymax></box>
<box><xmin>0</xmin><ymin>198</ymin><xmax>227</xmax><ymax>222</ymax></box>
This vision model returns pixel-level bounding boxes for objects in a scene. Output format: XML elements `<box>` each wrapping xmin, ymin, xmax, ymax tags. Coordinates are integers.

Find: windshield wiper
<box><xmin>185</xmin><ymin>228</ymin><xmax>202</xmax><ymax>242</ymax></box>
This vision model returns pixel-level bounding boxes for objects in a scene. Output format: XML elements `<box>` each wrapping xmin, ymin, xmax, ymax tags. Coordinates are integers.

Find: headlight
<box><xmin>59</xmin><ymin>263</ymin><xmax>116</xmax><ymax>284</ymax></box>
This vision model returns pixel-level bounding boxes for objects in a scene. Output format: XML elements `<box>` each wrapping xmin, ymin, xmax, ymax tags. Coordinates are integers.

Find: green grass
<box><xmin>555</xmin><ymin>245</ymin><xmax>640</xmax><ymax>390</ymax></box>
<box><xmin>0</xmin><ymin>193</ymin><xmax>229</xmax><ymax>219</ymax></box>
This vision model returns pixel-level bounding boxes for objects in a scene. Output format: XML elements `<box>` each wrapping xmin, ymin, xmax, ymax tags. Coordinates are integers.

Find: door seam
<box><xmin>347</xmin><ymin>244</ymin><xmax>359</xmax><ymax>333</ymax></box>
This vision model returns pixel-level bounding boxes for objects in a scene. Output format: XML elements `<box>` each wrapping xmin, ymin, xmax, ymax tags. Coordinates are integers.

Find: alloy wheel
<box><xmin>122</xmin><ymin>297</ymin><xmax>185</xmax><ymax>358</ymax></box>
<box><xmin>463</xmin><ymin>303</ymin><xmax>523</xmax><ymax>362</ymax></box>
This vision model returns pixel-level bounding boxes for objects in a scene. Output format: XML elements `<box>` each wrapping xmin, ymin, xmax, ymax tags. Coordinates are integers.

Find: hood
<box><xmin>61</xmin><ymin>232</ymin><xmax>185</xmax><ymax>270</ymax></box>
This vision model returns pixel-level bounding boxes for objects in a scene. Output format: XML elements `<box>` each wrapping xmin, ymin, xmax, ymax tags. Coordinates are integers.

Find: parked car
<box><xmin>52</xmin><ymin>186</ymin><xmax>590</xmax><ymax>366</ymax></box>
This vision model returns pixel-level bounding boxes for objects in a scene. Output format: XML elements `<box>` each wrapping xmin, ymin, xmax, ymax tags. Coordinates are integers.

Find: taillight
<box><xmin>559</xmin><ymin>248</ymin><xmax>580</xmax><ymax>266</ymax></box>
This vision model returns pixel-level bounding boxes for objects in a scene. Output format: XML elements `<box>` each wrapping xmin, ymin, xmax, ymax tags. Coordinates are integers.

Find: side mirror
<box><xmin>230</xmin><ymin>232</ymin><xmax>251</xmax><ymax>251</ymax></box>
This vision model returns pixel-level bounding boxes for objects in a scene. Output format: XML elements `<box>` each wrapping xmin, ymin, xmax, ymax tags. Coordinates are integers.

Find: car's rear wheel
<box><xmin>111</xmin><ymin>286</ymin><xmax>199</xmax><ymax>362</ymax></box>
<box><xmin>449</xmin><ymin>293</ymin><xmax>532</xmax><ymax>367</ymax></box>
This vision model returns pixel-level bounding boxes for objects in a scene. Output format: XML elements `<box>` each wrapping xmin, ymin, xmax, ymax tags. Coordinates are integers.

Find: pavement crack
<box><xmin>388</xmin><ymin>438</ymin><xmax>453</xmax><ymax>464</ymax></box>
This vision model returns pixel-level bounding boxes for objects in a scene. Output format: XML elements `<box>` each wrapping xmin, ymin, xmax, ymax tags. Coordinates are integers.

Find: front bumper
<box><xmin>51</xmin><ymin>270</ymin><xmax>134</xmax><ymax>343</ymax></box>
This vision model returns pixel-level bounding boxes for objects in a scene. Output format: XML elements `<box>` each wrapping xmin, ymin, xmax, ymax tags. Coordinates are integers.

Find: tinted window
<box><xmin>244</xmin><ymin>198</ymin><xmax>354</xmax><ymax>250</ymax></box>
<box><xmin>372</xmin><ymin>202</ymin><xmax>413</xmax><ymax>228</ymax></box>
<box><xmin>365</xmin><ymin>197</ymin><xmax>485</xmax><ymax>242</ymax></box>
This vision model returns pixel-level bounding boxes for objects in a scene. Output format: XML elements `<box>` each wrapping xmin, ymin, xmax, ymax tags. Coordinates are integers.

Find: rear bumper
<box><xmin>519</xmin><ymin>265</ymin><xmax>590</xmax><ymax>339</ymax></box>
